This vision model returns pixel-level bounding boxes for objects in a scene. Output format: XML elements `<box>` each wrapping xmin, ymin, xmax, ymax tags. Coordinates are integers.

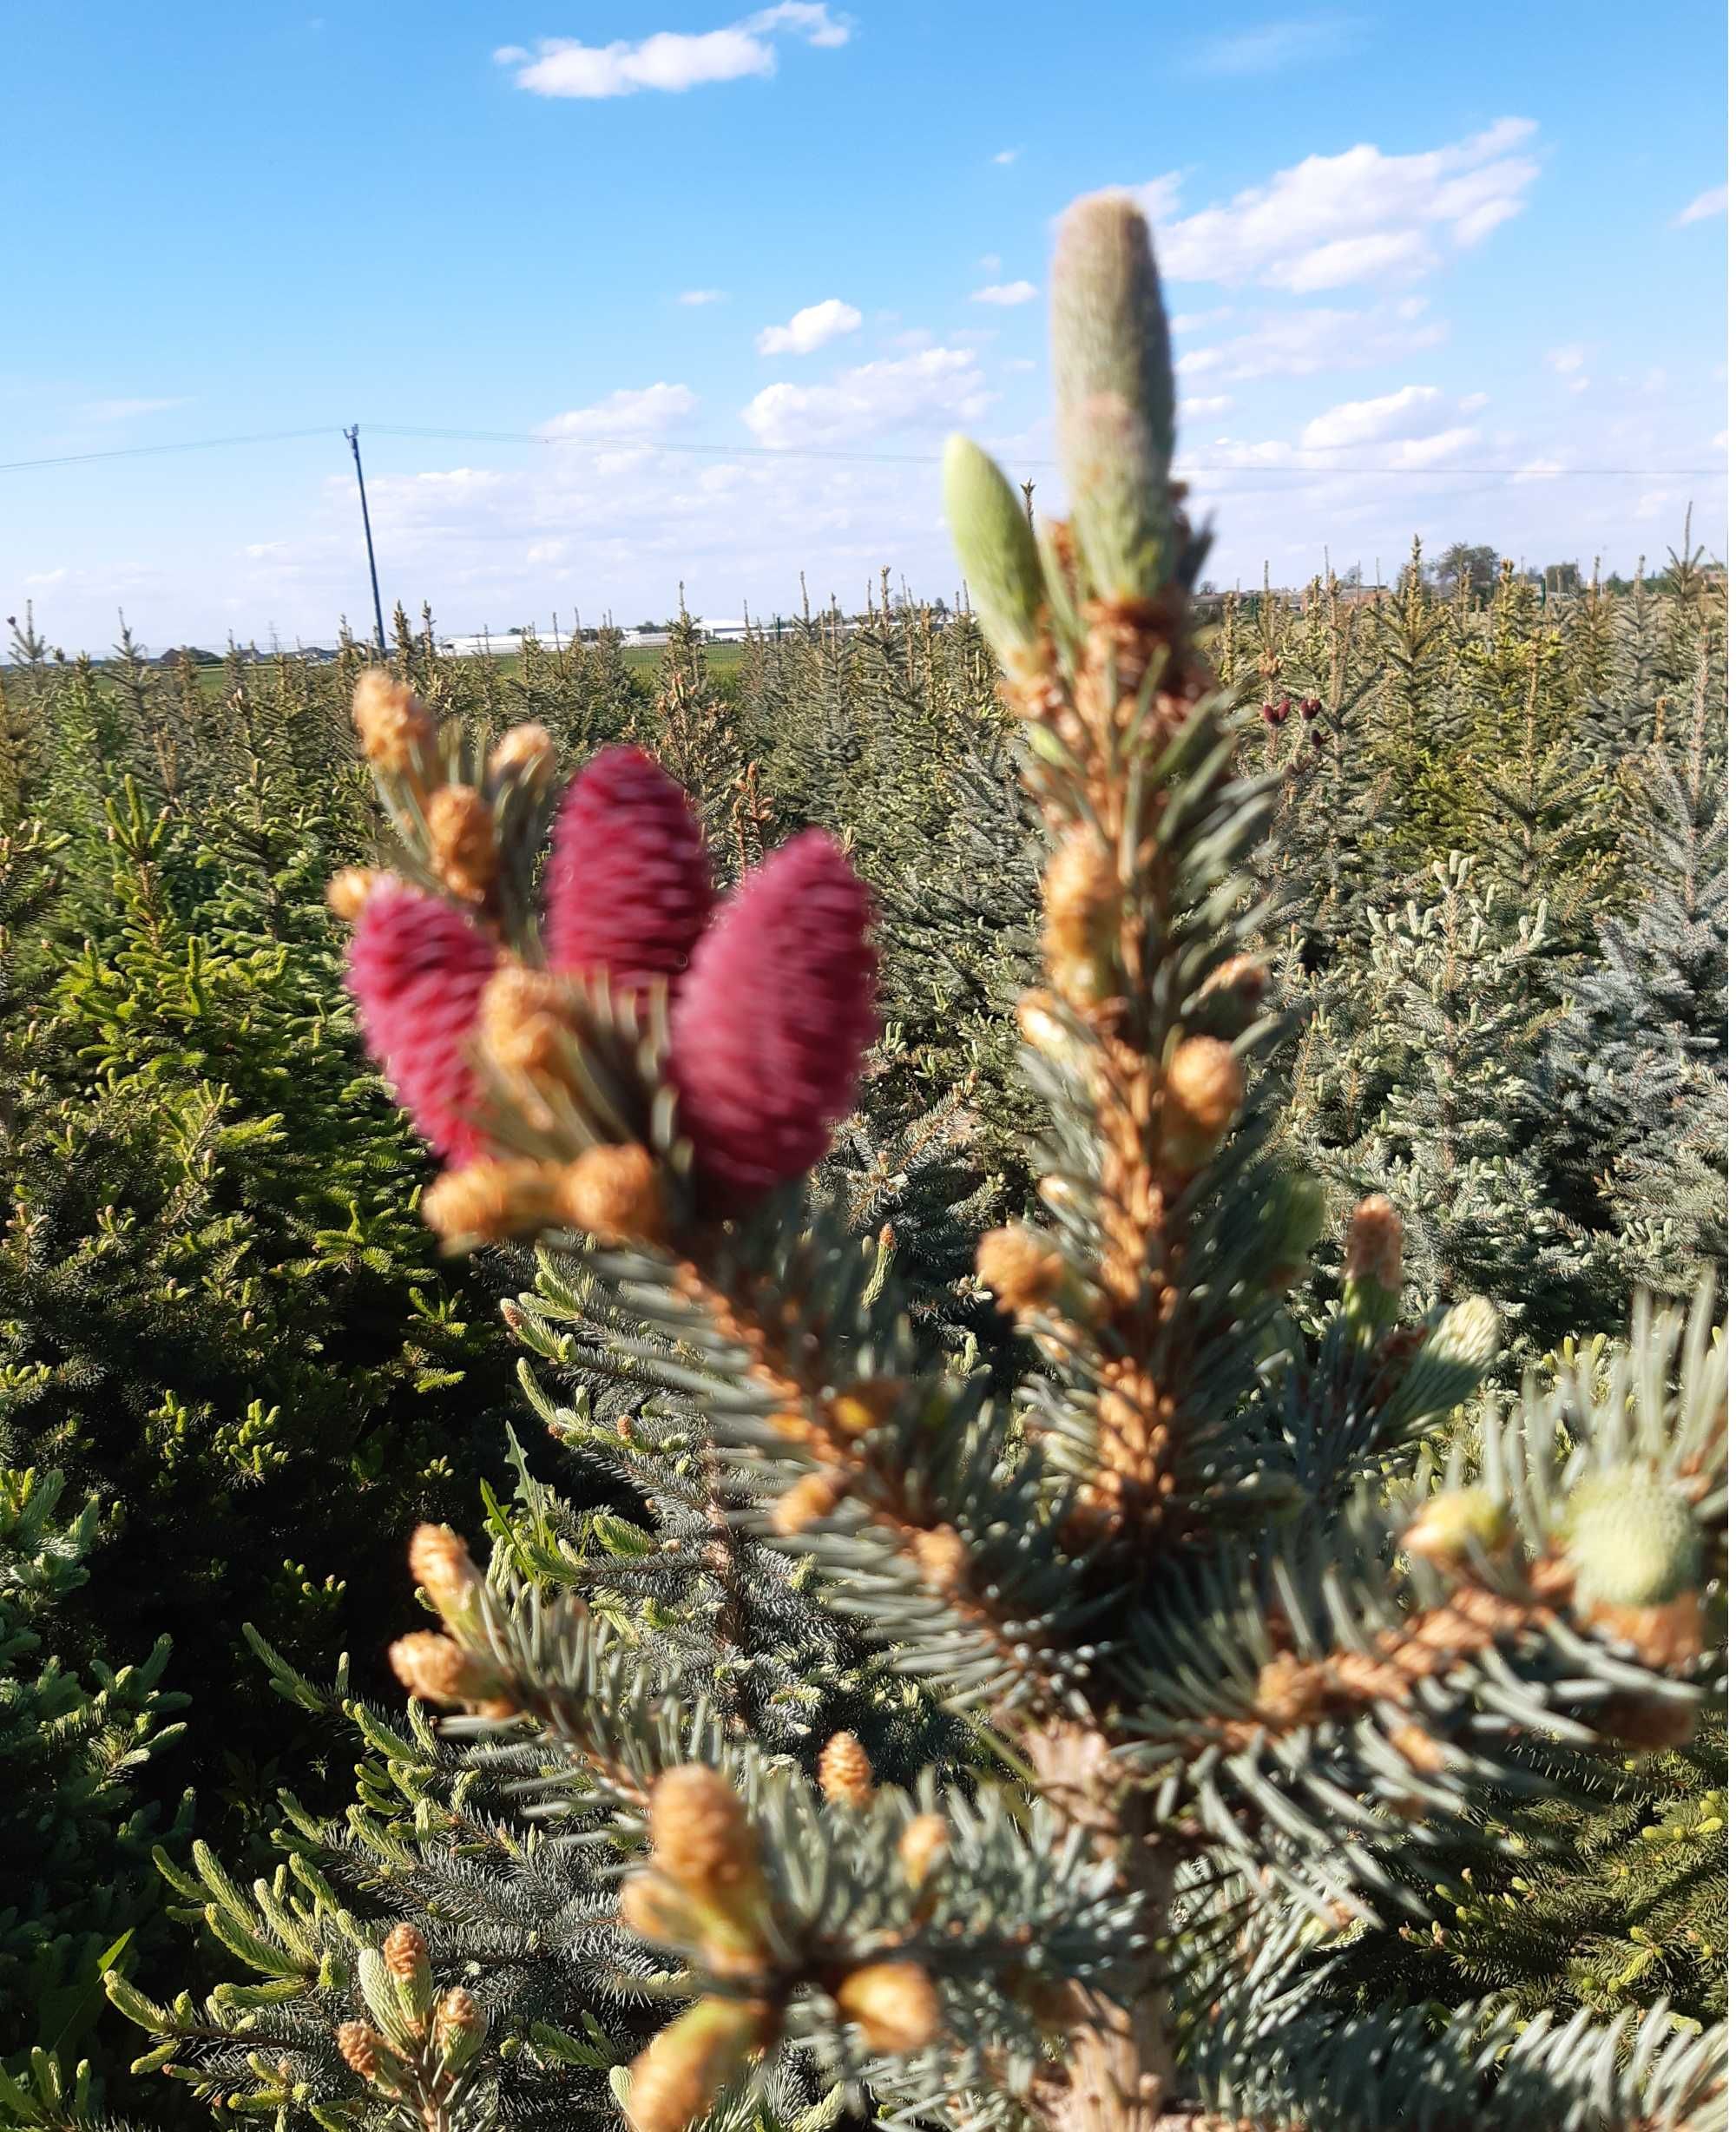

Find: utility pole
<box><xmin>345</xmin><ymin>424</ymin><xmax>387</xmax><ymax>653</ymax></box>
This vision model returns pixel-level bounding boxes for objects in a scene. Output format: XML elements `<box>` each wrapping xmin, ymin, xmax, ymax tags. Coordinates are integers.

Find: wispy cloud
<box><xmin>1175</xmin><ymin>301</ymin><xmax>1444</xmax><ymax>381</ymax></box>
<box><xmin>1138</xmin><ymin>117</ymin><xmax>1540</xmax><ymax>291</ymax></box>
<box><xmin>742</xmin><ymin>345</ymin><xmax>990</xmax><ymax>448</ymax></box>
<box><xmin>1299</xmin><ymin>383</ymin><xmax>1442</xmax><ymax>451</ymax></box>
<box><xmin>676</xmin><ymin>288</ymin><xmax>728</xmax><ymax>306</ymax></box>
<box><xmin>1673</xmin><ymin>184</ymin><xmax>1726</xmax><ymax>227</ymax></box>
<box><xmin>496</xmin><ymin>3</ymin><xmax>849</xmax><ymax>99</ymax></box>
<box><xmin>970</xmin><ymin>280</ymin><xmax>1037</xmax><ymax>306</ymax></box>
<box><xmin>1182</xmin><ymin>14</ymin><xmax>1364</xmax><ymax>76</ymax></box>
<box><xmin>755</xmin><ymin>298</ymin><xmax>862</xmax><ymax>355</ymax></box>
<box><xmin>538</xmin><ymin>384</ymin><xmax>698</xmax><ymax>443</ymax></box>
<box><xmin>1546</xmin><ymin>345</ymin><xmax>1590</xmax><ymax>393</ymax></box>
<box><xmin>992</xmin><ymin>147</ymin><xmax>1020</xmax><ymax>165</ymax></box>
<box><xmin>80</xmin><ymin>396</ymin><xmax>192</xmax><ymax>423</ymax></box>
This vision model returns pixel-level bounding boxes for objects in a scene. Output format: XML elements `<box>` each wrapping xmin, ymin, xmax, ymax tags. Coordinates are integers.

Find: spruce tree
<box><xmin>117</xmin><ymin>192</ymin><xmax>1726</xmax><ymax>2132</ymax></box>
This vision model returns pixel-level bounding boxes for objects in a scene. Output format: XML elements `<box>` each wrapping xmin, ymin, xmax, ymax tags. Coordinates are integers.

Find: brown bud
<box><xmin>769</xmin><ymin>1471</ymin><xmax>844</xmax><ymax>1536</ymax></box>
<box><xmin>1345</xmin><ymin>1194</ymin><xmax>1403</xmax><ymax>1293</ymax></box>
<box><xmin>382</xmin><ymin>1922</ymin><xmax>428</xmax><ymax>1978</ymax></box>
<box><xmin>422</xmin><ymin>1160</ymin><xmax>569</xmax><ymax>1245</ymax></box>
<box><xmin>626</xmin><ymin>1998</ymin><xmax>768</xmax><ymax>2132</ymax></box>
<box><xmin>408</xmin><ymin>1523</ymin><xmax>480</xmax><ymax>1615</ymax></box>
<box><xmin>818</xmin><ymin>1730</ymin><xmax>873</xmax><ymax>1809</ymax></box>
<box><xmin>434</xmin><ymin>1987</ymin><xmax>483</xmax><ymax>2064</ymax></box>
<box><xmin>1584</xmin><ymin>1590</ymin><xmax>1706</xmax><ymax>1672</ymax></box>
<box><xmin>326</xmin><ymin>865</ymin><xmax>385</xmax><ymax>921</ymax></box>
<box><xmin>1597</xmin><ymin>1691</ymin><xmax>1701</xmax><ymax>1749</ymax></box>
<box><xmin>352</xmin><ymin>670</ymin><xmax>432</xmax><ymax>772</ymax></box>
<box><xmin>489</xmin><ymin>721</ymin><xmax>555</xmax><ymax>784</ymax></box>
<box><xmin>427</xmin><ymin>783</ymin><xmax>497</xmax><ymax>904</ymax></box>
<box><xmin>1196</xmin><ymin>953</ymin><xmax>1268</xmax><ymax>1012</ymax></box>
<box><xmin>477</xmin><ymin>964</ymin><xmax>572</xmax><ymax>1076</ymax></box>
<box><xmin>1161</xmin><ymin>1036</ymin><xmax>1244</xmax><ymax>1164</ymax></box>
<box><xmin>648</xmin><ymin>1766</ymin><xmax>759</xmax><ymax>1896</ymax></box>
<box><xmin>1042</xmin><ymin>829</ymin><xmax>1119</xmax><ymax>1010</ymax></box>
<box><xmin>1389</xmin><ymin>1721</ymin><xmax>1446</xmax><ymax>1774</ymax></box>
<box><xmin>835</xmin><ymin>1961</ymin><xmax>940</xmax><ymax>2055</ymax></box>
<box><xmin>337</xmin><ymin>2021</ymin><xmax>387</xmax><ymax>2080</ymax></box>
<box><xmin>1251</xmin><ymin>1651</ymin><xmax>1325</xmax><ymax>1732</ymax></box>
<box><xmin>560</xmin><ymin>1143</ymin><xmax>667</xmax><ymax>1246</ymax></box>
<box><xmin>976</xmin><ymin>1225</ymin><xmax>1065</xmax><ymax>1316</ymax></box>
<box><xmin>898</xmin><ymin>1813</ymin><xmax>950</xmax><ymax>1889</ymax></box>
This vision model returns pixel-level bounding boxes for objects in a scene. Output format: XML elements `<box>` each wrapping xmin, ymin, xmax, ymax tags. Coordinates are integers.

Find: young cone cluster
<box><xmin>337</xmin><ymin>704</ymin><xmax>878</xmax><ymax>1237</ymax></box>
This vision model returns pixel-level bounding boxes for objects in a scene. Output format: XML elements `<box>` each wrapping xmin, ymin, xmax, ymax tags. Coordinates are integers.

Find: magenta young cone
<box><xmin>346</xmin><ymin>883</ymin><xmax>498</xmax><ymax>1161</ymax></box>
<box><xmin>542</xmin><ymin>746</ymin><xmax>713</xmax><ymax>1002</ymax></box>
<box><xmin>669</xmin><ymin>830</ymin><xmax>878</xmax><ymax>1202</ymax></box>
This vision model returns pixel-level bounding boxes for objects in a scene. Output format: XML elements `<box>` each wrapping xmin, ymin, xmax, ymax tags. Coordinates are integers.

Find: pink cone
<box><xmin>346</xmin><ymin>883</ymin><xmax>498</xmax><ymax>1161</ymax></box>
<box><xmin>669</xmin><ymin>831</ymin><xmax>878</xmax><ymax>1203</ymax></box>
<box><xmin>542</xmin><ymin>746</ymin><xmax>713</xmax><ymax>1003</ymax></box>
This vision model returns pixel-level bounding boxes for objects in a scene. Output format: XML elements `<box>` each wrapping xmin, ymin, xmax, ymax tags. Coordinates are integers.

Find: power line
<box><xmin>0</xmin><ymin>422</ymin><xmax>1723</xmax><ymax>480</ymax></box>
<box><xmin>0</xmin><ymin>427</ymin><xmax>332</xmax><ymax>474</ymax></box>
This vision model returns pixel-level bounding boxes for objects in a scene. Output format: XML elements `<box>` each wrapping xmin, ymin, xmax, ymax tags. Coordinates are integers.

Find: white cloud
<box><xmin>1674</xmin><ymin>185</ymin><xmax>1726</xmax><ymax>227</ymax></box>
<box><xmin>24</xmin><ymin>568</ymin><xmax>67</xmax><ymax>587</ymax></box>
<box><xmin>1003</xmin><ymin>357</ymin><xmax>1037</xmax><ymax>373</ymax></box>
<box><xmin>1183</xmin><ymin>16</ymin><xmax>1364</xmax><ymax>76</ymax></box>
<box><xmin>1514</xmin><ymin>458</ymin><xmax>1565</xmax><ymax>482</ymax></box>
<box><xmin>1137</xmin><ymin>118</ymin><xmax>1540</xmax><ymax>291</ymax></box>
<box><xmin>1300</xmin><ymin>383</ymin><xmax>1442</xmax><ymax>451</ymax></box>
<box><xmin>992</xmin><ymin>147</ymin><xmax>1020</xmax><ymax>165</ymax></box>
<box><xmin>1459</xmin><ymin>391</ymin><xmax>1489</xmax><ymax>412</ymax></box>
<box><xmin>978</xmin><ymin>253</ymin><xmax>1001</xmax><ymax>273</ymax></box>
<box><xmin>1170</xmin><ymin>306</ymin><xmax>1233</xmax><ymax>334</ymax></box>
<box><xmin>1176</xmin><ymin>302</ymin><xmax>1445</xmax><ymax>381</ymax></box>
<box><xmin>756</xmin><ymin>298</ymin><xmax>863</xmax><ymax>355</ymax></box>
<box><xmin>496</xmin><ymin>3</ymin><xmax>849</xmax><ymax>98</ymax></box>
<box><xmin>1546</xmin><ymin>345</ymin><xmax>1585</xmax><ymax>372</ymax></box>
<box><xmin>677</xmin><ymin>287</ymin><xmax>727</xmax><ymax>306</ymax></box>
<box><xmin>1180</xmin><ymin>393</ymin><xmax>1233</xmax><ymax>417</ymax></box>
<box><xmin>741</xmin><ymin>345</ymin><xmax>990</xmax><ymax>448</ymax></box>
<box><xmin>539</xmin><ymin>384</ymin><xmax>699</xmax><ymax>444</ymax></box>
<box><xmin>80</xmin><ymin>396</ymin><xmax>191</xmax><ymax>423</ymax></box>
<box><xmin>970</xmin><ymin>280</ymin><xmax>1037</xmax><ymax>306</ymax></box>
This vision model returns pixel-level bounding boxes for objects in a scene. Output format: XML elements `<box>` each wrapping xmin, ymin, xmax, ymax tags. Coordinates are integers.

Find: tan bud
<box><xmin>898</xmin><ymin>1813</ymin><xmax>950</xmax><ymax>1890</ymax></box>
<box><xmin>1161</xmin><ymin>1036</ymin><xmax>1245</xmax><ymax>1164</ymax></box>
<box><xmin>422</xmin><ymin>1160</ymin><xmax>569</xmax><ymax>1245</ymax></box>
<box><xmin>976</xmin><ymin>1225</ymin><xmax>1065</xmax><ymax>1316</ymax></box>
<box><xmin>911</xmin><ymin>1524</ymin><xmax>970</xmax><ymax>1594</ymax></box>
<box><xmin>829</xmin><ymin>1378</ymin><xmax>901</xmax><ymax>1440</ymax></box>
<box><xmin>626</xmin><ymin>1998</ymin><xmax>768</xmax><ymax>2132</ymax></box>
<box><xmin>382</xmin><ymin>1923</ymin><xmax>428</xmax><ymax>1979</ymax></box>
<box><xmin>1403</xmin><ymin>1488</ymin><xmax>1509</xmax><ymax>1569</ymax></box>
<box><xmin>352</xmin><ymin>670</ymin><xmax>433</xmax><ymax>772</ymax></box>
<box><xmin>560</xmin><ymin>1143</ymin><xmax>667</xmax><ymax>1247</ymax></box>
<box><xmin>818</xmin><ymin>1730</ymin><xmax>873</xmax><ymax>1809</ymax></box>
<box><xmin>769</xmin><ymin>1471</ymin><xmax>843</xmax><ymax>1536</ymax></box>
<box><xmin>427</xmin><ymin>783</ymin><xmax>497</xmax><ymax>904</ymax></box>
<box><xmin>326</xmin><ymin>865</ymin><xmax>385</xmax><ymax>921</ymax></box>
<box><xmin>489</xmin><ymin>721</ymin><xmax>555</xmax><ymax>783</ymax></box>
<box><xmin>1251</xmin><ymin>1651</ymin><xmax>1325</xmax><ymax>1732</ymax></box>
<box><xmin>1196</xmin><ymin>953</ymin><xmax>1268</xmax><ymax>1009</ymax></box>
<box><xmin>1042</xmin><ymin>829</ymin><xmax>1119</xmax><ymax>1010</ymax></box>
<box><xmin>1016</xmin><ymin>989</ymin><xmax>1076</xmax><ymax>1063</ymax></box>
<box><xmin>477</xmin><ymin>964</ymin><xmax>572</xmax><ymax>1076</ymax></box>
<box><xmin>648</xmin><ymin>1766</ymin><xmax>759</xmax><ymax>1896</ymax></box>
<box><xmin>337</xmin><ymin>2021</ymin><xmax>387</xmax><ymax>2080</ymax></box>
<box><xmin>835</xmin><ymin>1961</ymin><xmax>940</xmax><ymax>2056</ymax></box>
<box><xmin>1345</xmin><ymin>1195</ymin><xmax>1403</xmax><ymax>1293</ymax></box>
<box><xmin>620</xmin><ymin>1872</ymin><xmax>697</xmax><ymax>1947</ymax></box>
<box><xmin>408</xmin><ymin>1523</ymin><xmax>480</xmax><ymax>1615</ymax></box>
<box><xmin>388</xmin><ymin>1631</ymin><xmax>511</xmax><ymax>1713</ymax></box>
<box><xmin>436</xmin><ymin>1987</ymin><xmax>482</xmax><ymax>2039</ymax></box>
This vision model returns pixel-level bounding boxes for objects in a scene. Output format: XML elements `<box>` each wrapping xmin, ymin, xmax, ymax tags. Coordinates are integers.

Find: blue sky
<box><xmin>4</xmin><ymin>1</ymin><xmax>1727</xmax><ymax>650</ymax></box>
